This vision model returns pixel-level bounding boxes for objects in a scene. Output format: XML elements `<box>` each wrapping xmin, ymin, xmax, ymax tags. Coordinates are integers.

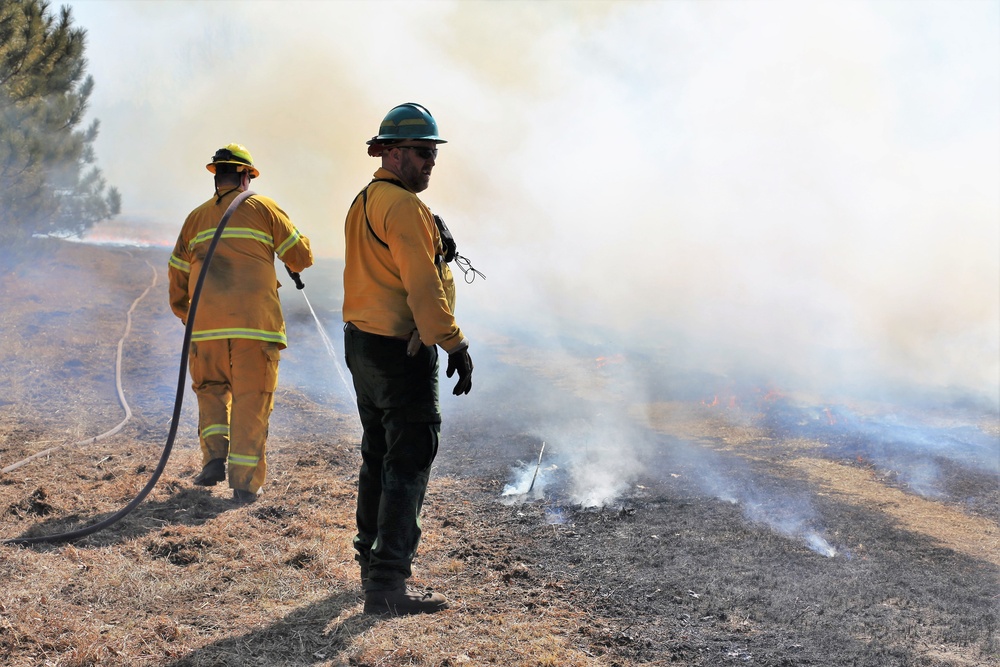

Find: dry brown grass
<box><xmin>1</xmin><ymin>438</ymin><xmax>610</xmax><ymax>666</ymax></box>
<box><xmin>1</xmin><ymin>240</ymin><xmax>998</xmax><ymax>666</ymax></box>
<box><xmin>0</xmin><ymin>241</ymin><xmax>611</xmax><ymax>666</ymax></box>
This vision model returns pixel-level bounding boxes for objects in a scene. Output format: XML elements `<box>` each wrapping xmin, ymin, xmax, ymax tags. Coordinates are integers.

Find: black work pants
<box><xmin>344</xmin><ymin>324</ymin><xmax>441</xmax><ymax>592</ymax></box>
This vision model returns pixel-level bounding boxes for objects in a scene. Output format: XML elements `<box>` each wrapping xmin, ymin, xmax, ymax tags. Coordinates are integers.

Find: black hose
<box><xmin>4</xmin><ymin>190</ymin><xmax>256</xmax><ymax>547</ymax></box>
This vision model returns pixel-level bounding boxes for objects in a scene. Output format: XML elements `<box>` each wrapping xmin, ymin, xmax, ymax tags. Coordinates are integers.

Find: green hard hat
<box><xmin>366</xmin><ymin>103</ymin><xmax>447</xmax><ymax>145</ymax></box>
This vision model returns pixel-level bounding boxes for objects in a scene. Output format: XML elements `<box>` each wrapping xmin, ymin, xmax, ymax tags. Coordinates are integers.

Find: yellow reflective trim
<box><xmin>228</xmin><ymin>453</ymin><xmax>259</xmax><ymax>467</ymax></box>
<box><xmin>201</xmin><ymin>424</ymin><xmax>230</xmax><ymax>438</ymax></box>
<box><xmin>275</xmin><ymin>229</ymin><xmax>303</xmax><ymax>258</ymax></box>
<box><xmin>188</xmin><ymin>227</ymin><xmax>274</xmax><ymax>250</ymax></box>
<box><xmin>191</xmin><ymin>328</ymin><xmax>287</xmax><ymax>345</ymax></box>
<box><xmin>169</xmin><ymin>255</ymin><xmax>190</xmax><ymax>272</ymax></box>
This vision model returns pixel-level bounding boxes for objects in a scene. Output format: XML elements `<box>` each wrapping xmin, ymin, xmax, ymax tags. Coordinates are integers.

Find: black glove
<box><xmin>446</xmin><ymin>348</ymin><xmax>473</xmax><ymax>396</ymax></box>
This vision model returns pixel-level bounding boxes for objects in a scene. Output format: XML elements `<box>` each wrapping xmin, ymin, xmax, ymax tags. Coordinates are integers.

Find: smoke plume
<box><xmin>64</xmin><ymin>1</ymin><xmax>999</xmax><ymax>551</ymax></box>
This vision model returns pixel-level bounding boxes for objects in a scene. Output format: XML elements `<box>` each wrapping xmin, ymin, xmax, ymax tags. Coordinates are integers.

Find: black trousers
<box><xmin>344</xmin><ymin>324</ymin><xmax>441</xmax><ymax>591</ymax></box>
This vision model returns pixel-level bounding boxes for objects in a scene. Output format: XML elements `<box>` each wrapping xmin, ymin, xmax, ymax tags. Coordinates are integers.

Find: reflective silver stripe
<box><xmin>228</xmin><ymin>453</ymin><xmax>260</xmax><ymax>468</ymax></box>
<box><xmin>169</xmin><ymin>254</ymin><xmax>191</xmax><ymax>272</ymax></box>
<box><xmin>201</xmin><ymin>424</ymin><xmax>230</xmax><ymax>439</ymax></box>
<box><xmin>191</xmin><ymin>328</ymin><xmax>287</xmax><ymax>346</ymax></box>
<box><xmin>276</xmin><ymin>228</ymin><xmax>303</xmax><ymax>258</ymax></box>
<box><xmin>188</xmin><ymin>227</ymin><xmax>274</xmax><ymax>250</ymax></box>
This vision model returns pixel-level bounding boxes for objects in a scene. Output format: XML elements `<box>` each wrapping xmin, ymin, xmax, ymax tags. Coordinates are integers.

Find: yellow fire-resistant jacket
<box><xmin>168</xmin><ymin>189</ymin><xmax>314</xmax><ymax>349</ymax></box>
<box><xmin>343</xmin><ymin>168</ymin><xmax>466</xmax><ymax>353</ymax></box>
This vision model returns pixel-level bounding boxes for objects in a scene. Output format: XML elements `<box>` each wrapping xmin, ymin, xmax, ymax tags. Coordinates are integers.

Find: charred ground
<box><xmin>0</xmin><ymin>240</ymin><xmax>997</xmax><ymax>666</ymax></box>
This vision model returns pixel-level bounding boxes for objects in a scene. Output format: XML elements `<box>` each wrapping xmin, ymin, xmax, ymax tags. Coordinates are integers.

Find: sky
<box><xmin>65</xmin><ymin>0</ymin><xmax>1000</xmax><ymax>405</ymax></box>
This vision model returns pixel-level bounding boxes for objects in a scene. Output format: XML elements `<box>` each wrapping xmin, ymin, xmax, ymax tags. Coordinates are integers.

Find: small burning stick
<box><xmin>527</xmin><ymin>441</ymin><xmax>546</xmax><ymax>493</ymax></box>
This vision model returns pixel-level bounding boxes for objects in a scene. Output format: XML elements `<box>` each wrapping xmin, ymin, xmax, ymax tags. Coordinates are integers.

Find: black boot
<box><xmin>232</xmin><ymin>488</ymin><xmax>257</xmax><ymax>504</ymax></box>
<box><xmin>363</xmin><ymin>588</ymin><xmax>448</xmax><ymax>615</ymax></box>
<box><xmin>193</xmin><ymin>459</ymin><xmax>226</xmax><ymax>486</ymax></box>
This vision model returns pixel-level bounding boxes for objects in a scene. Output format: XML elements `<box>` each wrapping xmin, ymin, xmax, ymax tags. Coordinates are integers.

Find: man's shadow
<box><xmin>6</xmin><ymin>486</ymin><xmax>235</xmax><ymax>548</ymax></box>
<box><xmin>163</xmin><ymin>591</ymin><xmax>381</xmax><ymax>667</ymax></box>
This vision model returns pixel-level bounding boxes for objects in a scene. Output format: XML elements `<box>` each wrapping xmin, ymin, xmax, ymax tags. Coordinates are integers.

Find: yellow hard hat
<box><xmin>206</xmin><ymin>143</ymin><xmax>259</xmax><ymax>178</ymax></box>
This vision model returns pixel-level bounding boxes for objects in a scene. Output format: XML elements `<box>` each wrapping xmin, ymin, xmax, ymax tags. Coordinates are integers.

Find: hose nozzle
<box><xmin>285</xmin><ymin>265</ymin><xmax>305</xmax><ymax>290</ymax></box>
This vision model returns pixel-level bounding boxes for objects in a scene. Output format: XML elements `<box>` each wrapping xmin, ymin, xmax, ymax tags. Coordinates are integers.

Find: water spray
<box><xmin>285</xmin><ymin>266</ymin><xmax>352</xmax><ymax>397</ymax></box>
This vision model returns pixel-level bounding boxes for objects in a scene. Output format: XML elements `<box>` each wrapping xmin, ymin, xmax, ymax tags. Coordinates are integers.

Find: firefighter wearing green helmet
<box><xmin>365</xmin><ymin>102</ymin><xmax>447</xmax><ymax>148</ymax></box>
<box><xmin>343</xmin><ymin>104</ymin><xmax>474</xmax><ymax>614</ymax></box>
<box><xmin>168</xmin><ymin>143</ymin><xmax>313</xmax><ymax>504</ymax></box>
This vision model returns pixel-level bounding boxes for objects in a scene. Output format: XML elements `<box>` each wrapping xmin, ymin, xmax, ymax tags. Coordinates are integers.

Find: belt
<box><xmin>344</xmin><ymin>321</ymin><xmax>411</xmax><ymax>341</ymax></box>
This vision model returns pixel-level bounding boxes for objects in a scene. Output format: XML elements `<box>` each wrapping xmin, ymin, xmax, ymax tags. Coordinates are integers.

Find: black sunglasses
<box><xmin>396</xmin><ymin>146</ymin><xmax>437</xmax><ymax>160</ymax></box>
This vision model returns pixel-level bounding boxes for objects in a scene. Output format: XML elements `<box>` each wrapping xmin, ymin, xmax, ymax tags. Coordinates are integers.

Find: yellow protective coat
<box><xmin>168</xmin><ymin>189</ymin><xmax>313</xmax><ymax>493</ymax></box>
<box><xmin>168</xmin><ymin>190</ymin><xmax>313</xmax><ymax>345</ymax></box>
<box><xmin>342</xmin><ymin>168</ymin><xmax>466</xmax><ymax>353</ymax></box>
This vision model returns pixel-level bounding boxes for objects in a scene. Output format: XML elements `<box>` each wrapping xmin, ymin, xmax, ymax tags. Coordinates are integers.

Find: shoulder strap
<box><xmin>361</xmin><ymin>178</ymin><xmax>405</xmax><ymax>249</ymax></box>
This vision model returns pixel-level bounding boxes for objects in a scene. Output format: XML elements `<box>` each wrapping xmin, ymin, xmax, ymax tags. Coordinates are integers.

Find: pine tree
<box><xmin>0</xmin><ymin>0</ymin><xmax>120</xmax><ymax>245</ymax></box>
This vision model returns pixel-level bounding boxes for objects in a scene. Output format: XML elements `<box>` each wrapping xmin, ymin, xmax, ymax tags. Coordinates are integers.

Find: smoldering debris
<box><xmin>501</xmin><ymin>441</ymin><xmax>556</xmax><ymax>504</ymax></box>
<box><xmin>501</xmin><ymin>461</ymin><xmax>553</xmax><ymax>503</ymax></box>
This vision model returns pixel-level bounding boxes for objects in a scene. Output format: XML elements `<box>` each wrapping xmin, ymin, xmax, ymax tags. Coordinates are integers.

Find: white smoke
<box><xmin>69</xmin><ymin>0</ymin><xmax>999</xmax><ymax>402</ymax></box>
<box><xmin>64</xmin><ymin>1</ymin><xmax>999</xmax><ymax>552</ymax></box>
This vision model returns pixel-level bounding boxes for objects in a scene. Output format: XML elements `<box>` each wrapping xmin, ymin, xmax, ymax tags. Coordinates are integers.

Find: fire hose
<box><xmin>3</xmin><ymin>190</ymin><xmax>255</xmax><ymax>547</ymax></box>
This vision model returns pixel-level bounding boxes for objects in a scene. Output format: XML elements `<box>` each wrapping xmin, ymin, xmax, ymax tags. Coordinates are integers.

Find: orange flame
<box><xmin>594</xmin><ymin>354</ymin><xmax>625</xmax><ymax>368</ymax></box>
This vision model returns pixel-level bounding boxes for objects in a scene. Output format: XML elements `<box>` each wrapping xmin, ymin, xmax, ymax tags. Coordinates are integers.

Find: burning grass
<box><xmin>1</xmin><ymin>239</ymin><xmax>998</xmax><ymax>666</ymax></box>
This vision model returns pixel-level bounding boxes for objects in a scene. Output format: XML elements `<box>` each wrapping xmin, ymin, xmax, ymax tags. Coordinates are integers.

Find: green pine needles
<box><xmin>0</xmin><ymin>0</ymin><xmax>120</xmax><ymax>245</ymax></box>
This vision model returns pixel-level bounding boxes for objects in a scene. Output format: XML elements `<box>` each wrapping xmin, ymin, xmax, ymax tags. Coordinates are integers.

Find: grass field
<box><xmin>1</xmin><ymin>240</ymin><xmax>997</xmax><ymax>666</ymax></box>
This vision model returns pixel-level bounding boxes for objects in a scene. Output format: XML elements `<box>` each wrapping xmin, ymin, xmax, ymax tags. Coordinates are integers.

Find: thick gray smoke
<box><xmin>65</xmin><ymin>1</ymin><xmax>999</xmax><ymax>552</ymax></box>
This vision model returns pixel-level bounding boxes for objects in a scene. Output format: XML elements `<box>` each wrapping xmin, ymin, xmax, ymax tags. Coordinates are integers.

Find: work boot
<box><xmin>232</xmin><ymin>488</ymin><xmax>257</xmax><ymax>504</ymax></box>
<box><xmin>193</xmin><ymin>459</ymin><xmax>226</xmax><ymax>486</ymax></box>
<box><xmin>363</xmin><ymin>588</ymin><xmax>449</xmax><ymax>615</ymax></box>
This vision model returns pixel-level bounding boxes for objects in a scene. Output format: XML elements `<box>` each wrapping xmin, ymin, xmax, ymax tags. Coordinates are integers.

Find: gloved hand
<box><xmin>446</xmin><ymin>348</ymin><xmax>473</xmax><ymax>396</ymax></box>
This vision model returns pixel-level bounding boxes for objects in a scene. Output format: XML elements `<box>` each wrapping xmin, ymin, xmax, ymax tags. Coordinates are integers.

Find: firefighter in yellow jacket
<box><xmin>168</xmin><ymin>144</ymin><xmax>313</xmax><ymax>504</ymax></box>
<box><xmin>343</xmin><ymin>104</ymin><xmax>474</xmax><ymax>615</ymax></box>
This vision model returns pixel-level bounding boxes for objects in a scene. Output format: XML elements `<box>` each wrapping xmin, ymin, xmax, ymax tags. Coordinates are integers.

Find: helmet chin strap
<box><xmin>213</xmin><ymin>169</ymin><xmax>253</xmax><ymax>203</ymax></box>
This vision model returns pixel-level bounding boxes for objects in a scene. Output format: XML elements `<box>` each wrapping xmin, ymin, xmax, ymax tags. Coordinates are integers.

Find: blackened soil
<box><xmin>439</xmin><ymin>338</ymin><xmax>999</xmax><ymax>666</ymax></box>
